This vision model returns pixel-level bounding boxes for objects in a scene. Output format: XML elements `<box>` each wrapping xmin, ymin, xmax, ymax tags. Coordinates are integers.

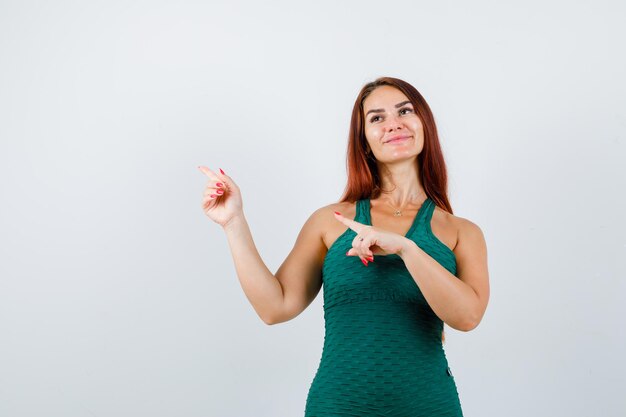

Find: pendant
<box><xmin>394</xmin><ymin>210</ymin><xmax>402</xmax><ymax>217</ymax></box>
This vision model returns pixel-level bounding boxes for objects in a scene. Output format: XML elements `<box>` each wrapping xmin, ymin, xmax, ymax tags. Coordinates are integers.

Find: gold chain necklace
<box><xmin>383</xmin><ymin>192</ymin><xmax>427</xmax><ymax>217</ymax></box>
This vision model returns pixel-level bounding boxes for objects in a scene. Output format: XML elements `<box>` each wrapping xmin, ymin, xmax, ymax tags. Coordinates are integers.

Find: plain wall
<box><xmin>1</xmin><ymin>0</ymin><xmax>625</xmax><ymax>416</ymax></box>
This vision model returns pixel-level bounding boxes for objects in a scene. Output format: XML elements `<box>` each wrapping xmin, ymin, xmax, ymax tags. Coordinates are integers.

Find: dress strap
<box><xmin>355</xmin><ymin>199</ymin><xmax>368</xmax><ymax>223</ymax></box>
<box><xmin>412</xmin><ymin>198</ymin><xmax>435</xmax><ymax>232</ymax></box>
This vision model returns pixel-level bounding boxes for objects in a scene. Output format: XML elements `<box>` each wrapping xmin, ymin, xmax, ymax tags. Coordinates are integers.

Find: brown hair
<box><xmin>338</xmin><ymin>76</ymin><xmax>454</xmax><ymax>343</ymax></box>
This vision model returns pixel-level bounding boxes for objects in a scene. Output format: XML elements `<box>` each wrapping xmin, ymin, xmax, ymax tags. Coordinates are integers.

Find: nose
<box><xmin>385</xmin><ymin>114</ymin><xmax>404</xmax><ymax>131</ymax></box>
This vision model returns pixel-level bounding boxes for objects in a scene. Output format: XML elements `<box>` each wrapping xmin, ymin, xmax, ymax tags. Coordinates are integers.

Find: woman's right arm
<box><xmin>223</xmin><ymin>208</ymin><xmax>325</xmax><ymax>325</ymax></box>
<box><xmin>199</xmin><ymin>166</ymin><xmax>324</xmax><ymax>325</ymax></box>
<box><xmin>222</xmin><ymin>214</ymin><xmax>285</xmax><ymax>324</ymax></box>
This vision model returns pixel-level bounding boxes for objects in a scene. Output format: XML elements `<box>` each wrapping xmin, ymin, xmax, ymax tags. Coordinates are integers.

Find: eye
<box><xmin>369</xmin><ymin>107</ymin><xmax>413</xmax><ymax>123</ymax></box>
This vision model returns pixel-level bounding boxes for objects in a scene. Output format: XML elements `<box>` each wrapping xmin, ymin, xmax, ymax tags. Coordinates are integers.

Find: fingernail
<box><xmin>367</xmin><ymin>256</ymin><xmax>374</xmax><ymax>262</ymax></box>
<box><xmin>219</xmin><ymin>168</ymin><xmax>225</xmax><ymax>175</ymax></box>
<box><xmin>361</xmin><ymin>258</ymin><xmax>368</xmax><ymax>266</ymax></box>
<box><xmin>345</xmin><ymin>250</ymin><xmax>350</xmax><ymax>256</ymax></box>
<box><xmin>334</xmin><ymin>211</ymin><xmax>341</xmax><ymax>215</ymax></box>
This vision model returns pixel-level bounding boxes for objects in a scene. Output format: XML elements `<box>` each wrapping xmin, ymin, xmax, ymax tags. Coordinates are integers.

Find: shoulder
<box><xmin>311</xmin><ymin>201</ymin><xmax>357</xmax><ymax>220</ymax></box>
<box><xmin>449</xmin><ymin>214</ymin><xmax>487</xmax><ymax>254</ymax></box>
<box><xmin>453</xmin><ymin>215</ymin><xmax>485</xmax><ymax>238</ymax></box>
<box><xmin>306</xmin><ymin>201</ymin><xmax>358</xmax><ymax>242</ymax></box>
<box><xmin>431</xmin><ymin>204</ymin><xmax>484</xmax><ymax>252</ymax></box>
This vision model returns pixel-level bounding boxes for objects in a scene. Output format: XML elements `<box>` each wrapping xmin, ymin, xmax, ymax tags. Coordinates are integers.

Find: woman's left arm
<box><xmin>399</xmin><ymin>218</ymin><xmax>490</xmax><ymax>331</ymax></box>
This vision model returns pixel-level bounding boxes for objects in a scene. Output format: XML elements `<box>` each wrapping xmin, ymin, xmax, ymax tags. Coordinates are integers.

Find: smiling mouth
<box><xmin>385</xmin><ymin>136</ymin><xmax>411</xmax><ymax>144</ymax></box>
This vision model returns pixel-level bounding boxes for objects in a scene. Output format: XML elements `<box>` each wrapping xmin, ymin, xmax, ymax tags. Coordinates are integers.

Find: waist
<box><xmin>321</xmin><ymin>301</ymin><xmax>444</xmax><ymax>358</ymax></box>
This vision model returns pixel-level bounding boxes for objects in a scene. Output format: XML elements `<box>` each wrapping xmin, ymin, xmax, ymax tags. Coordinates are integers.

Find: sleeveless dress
<box><xmin>304</xmin><ymin>197</ymin><xmax>464</xmax><ymax>417</ymax></box>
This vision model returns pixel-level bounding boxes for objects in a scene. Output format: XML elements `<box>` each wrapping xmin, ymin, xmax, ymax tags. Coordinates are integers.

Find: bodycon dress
<box><xmin>304</xmin><ymin>197</ymin><xmax>464</xmax><ymax>417</ymax></box>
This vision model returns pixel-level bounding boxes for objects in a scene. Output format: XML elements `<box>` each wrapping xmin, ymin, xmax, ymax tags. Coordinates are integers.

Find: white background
<box><xmin>1</xmin><ymin>0</ymin><xmax>624</xmax><ymax>416</ymax></box>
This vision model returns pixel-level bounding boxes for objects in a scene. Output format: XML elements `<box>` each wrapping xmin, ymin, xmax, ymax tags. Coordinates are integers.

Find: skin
<box><xmin>198</xmin><ymin>85</ymin><xmax>489</xmax><ymax>328</ymax></box>
<box><xmin>326</xmin><ymin>85</ymin><xmax>449</xmax><ymax>261</ymax></box>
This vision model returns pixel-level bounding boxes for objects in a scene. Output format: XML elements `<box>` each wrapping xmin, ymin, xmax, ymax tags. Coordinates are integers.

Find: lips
<box><xmin>384</xmin><ymin>134</ymin><xmax>411</xmax><ymax>144</ymax></box>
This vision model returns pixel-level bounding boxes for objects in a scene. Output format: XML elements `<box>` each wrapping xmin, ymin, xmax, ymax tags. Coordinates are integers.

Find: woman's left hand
<box><xmin>333</xmin><ymin>211</ymin><xmax>409</xmax><ymax>266</ymax></box>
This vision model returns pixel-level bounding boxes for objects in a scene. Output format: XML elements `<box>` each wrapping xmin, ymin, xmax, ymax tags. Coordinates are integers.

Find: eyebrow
<box><xmin>365</xmin><ymin>100</ymin><xmax>412</xmax><ymax>117</ymax></box>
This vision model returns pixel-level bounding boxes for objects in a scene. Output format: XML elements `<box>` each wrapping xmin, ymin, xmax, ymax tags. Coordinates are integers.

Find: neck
<box><xmin>378</xmin><ymin>163</ymin><xmax>425</xmax><ymax>208</ymax></box>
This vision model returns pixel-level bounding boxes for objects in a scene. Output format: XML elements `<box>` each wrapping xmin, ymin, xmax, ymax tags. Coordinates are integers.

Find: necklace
<box><xmin>383</xmin><ymin>192</ymin><xmax>427</xmax><ymax>217</ymax></box>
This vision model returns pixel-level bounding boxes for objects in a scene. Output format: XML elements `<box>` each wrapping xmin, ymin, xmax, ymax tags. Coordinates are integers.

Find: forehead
<box><xmin>363</xmin><ymin>86</ymin><xmax>410</xmax><ymax>110</ymax></box>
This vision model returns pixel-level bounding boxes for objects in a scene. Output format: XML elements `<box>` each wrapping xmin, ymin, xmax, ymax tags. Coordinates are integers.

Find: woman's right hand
<box><xmin>198</xmin><ymin>166</ymin><xmax>244</xmax><ymax>228</ymax></box>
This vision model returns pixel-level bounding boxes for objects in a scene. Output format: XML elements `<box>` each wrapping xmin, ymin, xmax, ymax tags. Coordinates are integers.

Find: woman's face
<box><xmin>362</xmin><ymin>86</ymin><xmax>424</xmax><ymax>164</ymax></box>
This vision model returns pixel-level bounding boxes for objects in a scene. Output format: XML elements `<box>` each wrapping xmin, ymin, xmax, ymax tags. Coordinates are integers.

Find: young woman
<box><xmin>199</xmin><ymin>76</ymin><xmax>490</xmax><ymax>416</ymax></box>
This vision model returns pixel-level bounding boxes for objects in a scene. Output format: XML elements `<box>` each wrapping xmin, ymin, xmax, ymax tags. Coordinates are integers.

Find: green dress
<box><xmin>304</xmin><ymin>197</ymin><xmax>464</xmax><ymax>416</ymax></box>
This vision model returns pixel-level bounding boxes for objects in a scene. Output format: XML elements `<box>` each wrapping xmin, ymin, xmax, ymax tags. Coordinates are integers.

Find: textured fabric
<box><xmin>304</xmin><ymin>197</ymin><xmax>464</xmax><ymax>417</ymax></box>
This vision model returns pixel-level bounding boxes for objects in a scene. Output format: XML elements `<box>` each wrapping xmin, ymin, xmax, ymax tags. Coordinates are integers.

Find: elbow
<box><xmin>445</xmin><ymin>317</ymin><xmax>471</xmax><ymax>332</ymax></box>
<box><xmin>260</xmin><ymin>303</ymin><xmax>283</xmax><ymax>325</ymax></box>
<box><xmin>459</xmin><ymin>300</ymin><xmax>485</xmax><ymax>331</ymax></box>
<box><xmin>460</xmin><ymin>315</ymin><xmax>481</xmax><ymax>332</ymax></box>
<box><xmin>263</xmin><ymin>302</ymin><xmax>297</xmax><ymax>325</ymax></box>
<box><xmin>460</xmin><ymin>320</ymin><xmax>477</xmax><ymax>332</ymax></box>
<box><xmin>449</xmin><ymin>320</ymin><xmax>474</xmax><ymax>332</ymax></box>
<box><xmin>449</xmin><ymin>313</ymin><xmax>479</xmax><ymax>332</ymax></box>
<box><xmin>262</xmin><ymin>312</ymin><xmax>287</xmax><ymax>325</ymax></box>
<box><xmin>262</xmin><ymin>299</ymin><xmax>303</xmax><ymax>325</ymax></box>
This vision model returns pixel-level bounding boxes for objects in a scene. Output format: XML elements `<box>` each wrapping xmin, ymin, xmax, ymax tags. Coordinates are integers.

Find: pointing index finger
<box><xmin>198</xmin><ymin>166</ymin><xmax>220</xmax><ymax>180</ymax></box>
<box><xmin>333</xmin><ymin>211</ymin><xmax>366</xmax><ymax>234</ymax></box>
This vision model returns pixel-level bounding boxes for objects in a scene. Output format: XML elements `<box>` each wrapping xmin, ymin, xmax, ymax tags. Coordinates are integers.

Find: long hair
<box><xmin>339</xmin><ymin>76</ymin><xmax>453</xmax><ymax>214</ymax></box>
<box><xmin>339</xmin><ymin>76</ymin><xmax>453</xmax><ymax>343</ymax></box>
